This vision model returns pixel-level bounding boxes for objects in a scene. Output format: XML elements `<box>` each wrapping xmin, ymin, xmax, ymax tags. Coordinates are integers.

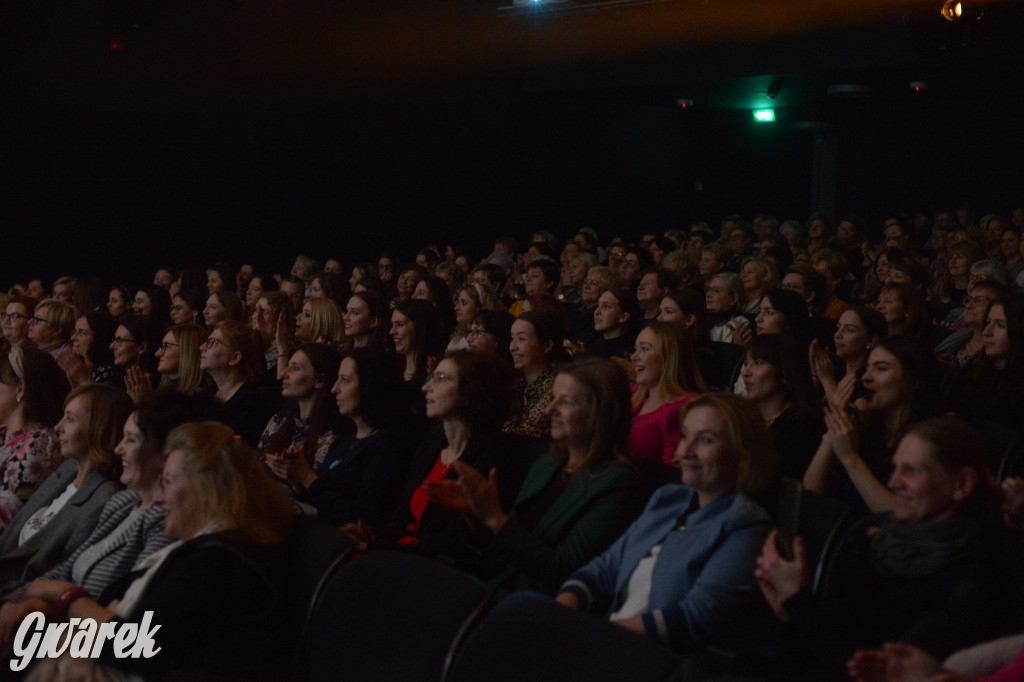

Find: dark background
<box><xmin>2</xmin><ymin>0</ymin><xmax>1023</xmax><ymax>287</ymax></box>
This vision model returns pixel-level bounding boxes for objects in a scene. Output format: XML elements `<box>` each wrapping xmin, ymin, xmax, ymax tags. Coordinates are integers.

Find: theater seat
<box><xmin>301</xmin><ymin>549</ymin><xmax>492</xmax><ymax>682</ymax></box>
<box><xmin>444</xmin><ymin>591</ymin><xmax>685</xmax><ymax>682</ymax></box>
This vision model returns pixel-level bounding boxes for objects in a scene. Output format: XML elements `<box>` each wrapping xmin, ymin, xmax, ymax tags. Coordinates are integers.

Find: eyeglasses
<box><xmin>112</xmin><ymin>336</ymin><xmax>137</xmax><ymax>345</ymax></box>
<box><xmin>466</xmin><ymin>327</ymin><xmax>490</xmax><ymax>338</ymax></box>
<box><xmin>159</xmin><ymin>342</ymin><xmax>180</xmax><ymax>352</ymax></box>
<box><xmin>203</xmin><ymin>338</ymin><xmax>224</xmax><ymax>350</ymax></box>
<box><xmin>30</xmin><ymin>316</ymin><xmax>49</xmax><ymax>325</ymax></box>
<box><xmin>425</xmin><ymin>372</ymin><xmax>455</xmax><ymax>386</ymax></box>
<box><xmin>0</xmin><ymin>313</ymin><xmax>26</xmax><ymax>322</ymax></box>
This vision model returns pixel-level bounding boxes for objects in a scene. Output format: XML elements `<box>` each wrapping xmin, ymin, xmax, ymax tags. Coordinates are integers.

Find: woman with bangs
<box><xmin>742</xmin><ymin>334</ymin><xmax>823</xmax><ymax>481</ymax></box>
<box><xmin>2</xmin><ymin>296</ymin><xmax>36</xmax><ymax>353</ymax></box>
<box><xmin>504</xmin><ymin>310</ymin><xmax>568</xmax><ymax>440</ymax></box>
<box><xmin>629</xmin><ymin>322</ymin><xmax>705</xmax><ymax>471</ymax></box>
<box><xmin>280</xmin><ymin>297</ymin><xmax>343</xmax><ymax>379</ymax></box>
<box><xmin>467</xmin><ymin>309</ymin><xmax>515</xmax><ymax>365</ymax></box>
<box><xmin>556</xmin><ymin>394</ymin><xmax>775</xmax><ymax>652</ymax></box>
<box><xmin>448</xmin><ymin>282</ymin><xmax>498</xmax><ymax>352</ymax></box>
<box><xmin>26</xmin><ymin>299</ymin><xmax>77</xmax><ymax>362</ymax></box>
<box><xmin>739</xmin><ymin>257</ymin><xmax>776</xmax><ymax>317</ymax></box>
<box><xmin>804</xmin><ymin>336</ymin><xmax>943</xmax><ymax>516</ymax></box>
<box><xmin>0</xmin><ymin>384</ymin><xmax>130</xmax><ymax>587</ymax></box>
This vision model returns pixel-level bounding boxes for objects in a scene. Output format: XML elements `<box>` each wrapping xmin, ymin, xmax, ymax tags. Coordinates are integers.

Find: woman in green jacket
<box><xmin>427</xmin><ymin>358</ymin><xmax>647</xmax><ymax>594</ymax></box>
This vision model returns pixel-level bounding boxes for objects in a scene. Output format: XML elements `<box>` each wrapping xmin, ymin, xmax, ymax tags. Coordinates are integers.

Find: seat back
<box><xmin>445</xmin><ymin>591</ymin><xmax>684</xmax><ymax>682</ymax></box>
<box><xmin>302</xmin><ymin>549</ymin><xmax>491</xmax><ymax>682</ymax></box>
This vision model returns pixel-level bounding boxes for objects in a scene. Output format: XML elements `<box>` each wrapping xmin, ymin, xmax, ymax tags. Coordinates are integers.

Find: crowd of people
<box><xmin>2</xmin><ymin>207</ymin><xmax>1024</xmax><ymax>679</ymax></box>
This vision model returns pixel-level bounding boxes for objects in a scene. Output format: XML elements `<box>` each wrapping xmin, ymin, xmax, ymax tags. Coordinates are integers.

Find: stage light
<box><xmin>941</xmin><ymin>0</ymin><xmax>962</xmax><ymax>21</ymax></box>
<box><xmin>753</xmin><ymin>109</ymin><xmax>775</xmax><ymax>123</ymax></box>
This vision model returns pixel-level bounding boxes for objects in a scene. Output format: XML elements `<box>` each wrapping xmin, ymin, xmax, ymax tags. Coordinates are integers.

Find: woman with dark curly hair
<box><xmin>368</xmin><ymin>351</ymin><xmax>524</xmax><ymax>563</ymax></box>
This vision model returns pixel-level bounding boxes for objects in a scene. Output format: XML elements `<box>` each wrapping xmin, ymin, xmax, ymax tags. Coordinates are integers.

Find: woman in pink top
<box><xmin>629</xmin><ymin>322</ymin><xmax>706</xmax><ymax>468</ymax></box>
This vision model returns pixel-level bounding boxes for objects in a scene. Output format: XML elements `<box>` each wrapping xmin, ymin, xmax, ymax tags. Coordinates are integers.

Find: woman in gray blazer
<box><xmin>0</xmin><ymin>389</ymin><xmax>194</xmax><ymax>638</ymax></box>
<box><xmin>0</xmin><ymin>384</ymin><xmax>130</xmax><ymax>591</ymax></box>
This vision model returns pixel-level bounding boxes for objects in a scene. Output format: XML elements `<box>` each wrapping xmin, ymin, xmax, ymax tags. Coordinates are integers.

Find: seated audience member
<box><xmin>287</xmin><ymin>348</ymin><xmax>413</xmax><ymax>526</ymax></box>
<box><xmin>758</xmin><ymin>417</ymin><xmax>1006</xmax><ymax>676</ymax></box>
<box><xmin>367</xmin><ymin>352</ymin><xmax>523</xmax><ymax>564</ymax></box>
<box><xmin>567</xmin><ymin>266</ymin><xmax>620</xmax><ymax>345</ymax></box>
<box><xmin>556</xmin><ymin>393</ymin><xmax>774</xmax><ymax>652</ymax></box>
<box><xmin>132</xmin><ymin>285</ymin><xmax>172</xmax><ymax>330</ymax></box>
<box><xmin>629</xmin><ymin>322</ymin><xmax>704</xmax><ymax>471</ymax></box>
<box><xmin>26</xmin><ymin>298</ymin><xmax>77</xmax><ymax>362</ymax></box>
<box><xmin>170</xmin><ymin>288</ymin><xmax>206</xmax><ymax>327</ymax></box>
<box><xmin>504</xmin><ymin>310</ymin><xmax>567</xmax><ymax>440</ymax></box>
<box><xmin>739</xmin><ymin>257</ymin><xmax>776</xmax><ymax>317</ymax></box>
<box><xmin>449</xmin><ymin>283</ymin><xmax>497</xmax><ymax>352</ymax></box>
<box><xmin>0</xmin><ymin>384</ymin><xmax>130</xmax><ymax>587</ymax></box>
<box><xmin>154</xmin><ymin>323</ymin><xmax>209</xmax><ymax>394</ymax></box>
<box><xmin>0</xmin><ymin>390</ymin><xmax>192</xmax><ymax>634</ymax></box>
<box><xmin>467</xmin><ymin>309</ymin><xmax>515</xmax><ymax>365</ymax></box>
<box><xmin>251</xmin><ymin>290</ymin><xmax>293</xmax><ymax>375</ymax></box>
<box><xmin>705</xmin><ymin>273</ymin><xmax>751</xmax><ymax>345</ymax></box>
<box><xmin>391</xmin><ymin>299</ymin><xmax>447</xmax><ymax>420</ymax></box>
<box><xmin>428</xmin><ymin>358</ymin><xmax>646</xmax><ymax>593</ymax></box>
<box><xmin>935</xmin><ymin>281</ymin><xmax>1006</xmax><ymax>369</ymax></box>
<box><xmin>15</xmin><ymin>422</ymin><xmax>293</xmax><ymax>681</ymax></box>
<box><xmin>586</xmin><ymin>288</ymin><xmax>640</xmax><ymax>360</ymax></box>
<box><xmin>194</xmin><ymin>320</ymin><xmax>277</xmax><ymax>447</ymax></box>
<box><xmin>106</xmin><ymin>285</ymin><xmax>132</xmax><ymax>323</ymax></box>
<box><xmin>742</xmin><ymin>334</ymin><xmax>823</xmax><ymax>481</ymax></box>
<box><xmin>203</xmin><ymin>289</ymin><xmax>245</xmax><ymax>328</ymax></box>
<box><xmin>261</xmin><ymin>344</ymin><xmax>344</xmax><ymax>499</ymax></box>
<box><xmin>804</xmin><ymin>337</ymin><xmax>943</xmax><ymax>517</ymax></box>
<box><xmin>2</xmin><ymin>297</ymin><xmax>36</xmax><ymax>354</ymax></box>
<box><xmin>341</xmin><ymin>290</ymin><xmax>391</xmax><ymax>354</ymax></box>
<box><xmin>61</xmin><ymin>309</ymin><xmax>119</xmax><ymax>388</ymax></box>
<box><xmin>0</xmin><ymin>348</ymin><xmax>70</xmax><ymax>531</ymax></box>
<box><xmin>809</xmin><ymin>304</ymin><xmax>887</xmax><ymax>407</ymax></box>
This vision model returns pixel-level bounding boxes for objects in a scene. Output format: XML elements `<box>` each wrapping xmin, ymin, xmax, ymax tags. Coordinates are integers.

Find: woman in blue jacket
<box><xmin>555</xmin><ymin>393</ymin><xmax>775</xmax><ymax>651</ymax></box>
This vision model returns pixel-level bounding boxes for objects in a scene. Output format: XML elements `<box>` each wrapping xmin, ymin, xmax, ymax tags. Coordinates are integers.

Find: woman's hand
<box><xmin>0</xmin><ymin>598</ymin><xmax>51</xmax><ymax>645</ymax></box>
<box><xmin>610</xmin><ymin>353</ymin><xmax>636</xmax><ymax>382</ymax></box>
<box><xmin>1001</xmin><ymin>478</ymin><xmax>1024</xmax><ymax>529</ymax></box>
<box><xmin>610</xmin><ymin>616</ymin><xmax>645</xmax><ymax>635</ymax></box>
<box><xmin>829</xmin><ymin>371</ymin><xmax>857</xmax><ymax>411</ymax></box>
<box><xmin>847</xmin><ymin>642</ymin><xmax>955</xmax><ymax>682</ymax></box>
<box><xmin>58</xmin><ymin>350</ymin><xmax>93</xmax><ymax>388</ymax></box>
<box><xmin>24</xmin><ymin>579</ymin><xmax>76</xmax><ymax>604</ymax></box>
<box><xmin>555</xmin><ymin>592</ymin><xmax>580</xmax><ymax>610</ymax></box>
<box><xmin>808</xmin><ymin>339</ymin><xmax>833</xmax><ymax>381</ymax></box>
<box><xmin>754</xmin><ymin>529</ymin><xmax>808</xmax><ymax>622</ymax></box>
<box><xmin>728</xmin><ymin>319</ymin><xmax>753</xmax><ymax>348</ymax></box>
<box><xmin>563</xmin><ymin>340</ymin><xmax>587</xmax><ymax>358</ymax></box>
<box><xmin>825</xmin><ymin>405</ymin><xmax>860</xmax><ymax>467</ymax></box>
<box><xmin>264</xmin><ymin>444</ymin><xmax>316</xmax><ymax>491</ymax></box>
<box><xmin>339</xmin><ymin>521</ymin><xmax>375</xmax><ymax>551</ymax></box>
<box><xmin>426</xmin><ymin>462</ymin><xmax>507</xmax><ymax>534</ymax></box>
<box><xmin>124</xmin><ymin>365</ymin><xmax>153</xmax><ymax>404</ymax></box>
<box><xmin>275</xmin><ymin>312</ymin><xmax>292</xmax><ymax>357</ymax></box>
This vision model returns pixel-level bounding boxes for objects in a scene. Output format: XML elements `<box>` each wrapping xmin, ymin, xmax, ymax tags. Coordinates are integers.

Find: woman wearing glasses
<box><xmin>26</xmin><ymin>299</ymin><xmax>76</xmax><ymax>363</ymax></box>
<box><xmin>154</xmin><ymin>324</ymin><xmax>209</xmax><ymax>394</ymax></box>
<box><xmin>169</xmin><ymin>290</ymin><xmax>205</xmax><ymax>327</ymax></box>
<box><xmin>61</xmin><ymin>310</ymin><xmax>119</xmax><ymax>388</ymax></box>
<box><xmin>195</xmin><ymin>320</ymin><xmax>277</xmax><ymax>446</ymax></box>
<box><xmin>467</xmin><ymin>309</ymin><xmax>515</xmax><ymax>365</ymax></box>
<box><xmin>357</xmin><ymin>352</ymin><xmax>522</xmax><ymax>561</ymax></box>
<box><xmin>1</xmin><ymin>297</ymin><xmax>37</xmax><ymax>354</ymax></box>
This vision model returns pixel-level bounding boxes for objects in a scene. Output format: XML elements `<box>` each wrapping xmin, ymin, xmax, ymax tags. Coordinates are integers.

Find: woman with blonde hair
<box><xmin>0</xmin><ymin>383</ymin><xmax>130</xmax><ymax>587</ymax></box>
<box><xmin>26</xmin><ymin>298</ymin><xmax>77</xmax><ymax>362</ymax></box>
<box><xmin>156</xmin><ymin>323</ymin><xmax>210</xmax><ymax>394</ymax></box>
<box><xmin>556</xmin><ymin>393</ymin><xmax>774</xmax><ymax>651</ymax></box>
<box><xmin>17</xmin><ymin>421</ymin><xmax>293</xmax><ymax>680</ymax></box>
<box><xmin>448</xmin><ymin>282</ymin><xmax>498</xmax><ymax>351</ymax></box>
<box><xmin>629</xmin><ymin>321</ymin><xmax>706</xmax><ymax>468</ymax></box>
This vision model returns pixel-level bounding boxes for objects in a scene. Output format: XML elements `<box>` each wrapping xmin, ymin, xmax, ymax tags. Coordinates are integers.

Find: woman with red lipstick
<box><xmin>804</xmin><ymin>337</ymin><xmax>943</xmax><ymax>516</ymax></box>
<box><xmin>261</xmin><ymin>344</ymin><xmax>342</xmax><ymax>501</ymax></box>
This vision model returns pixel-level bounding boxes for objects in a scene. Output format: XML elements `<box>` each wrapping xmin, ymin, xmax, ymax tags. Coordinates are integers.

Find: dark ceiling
<box><xmin>2</xmin><ymin>0</ymin><xmax>1023</xmax><ymax>283</ymax></box>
